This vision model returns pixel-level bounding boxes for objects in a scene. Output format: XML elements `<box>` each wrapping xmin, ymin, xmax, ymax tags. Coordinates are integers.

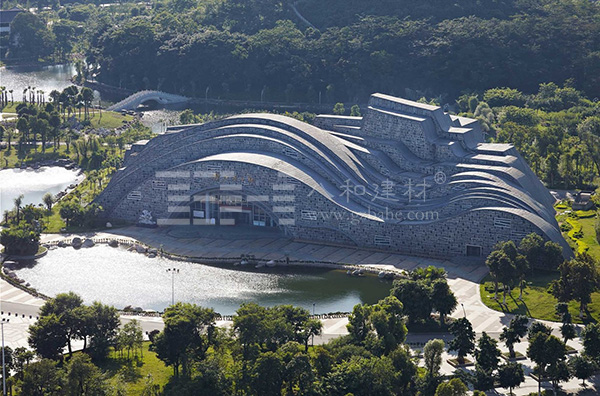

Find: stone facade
<box><xmin>96</xmin><ymin>94</ymin><xmax>570</xmax><ymax>260</ymax></box>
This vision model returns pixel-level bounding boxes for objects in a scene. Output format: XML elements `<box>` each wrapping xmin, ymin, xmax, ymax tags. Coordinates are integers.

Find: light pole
<box><xmin>1</xmin><ymin>318</ymin><xmax>8</xmax><ymax>396</ymax></box>
<box><xmin>461</xmin><ymin>303</ymin><xmax>466</xmax><ymax>318</ymax></box>
<box><xmin>166</xmin><ymin>268</ymin><xmax>179</xmax><ymax>306</ymax></box>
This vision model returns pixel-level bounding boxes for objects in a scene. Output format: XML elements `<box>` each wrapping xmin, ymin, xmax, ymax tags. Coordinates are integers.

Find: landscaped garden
<box><xmin>480</xmin><ymin>272</ymin><xmax>600</xmax><ymax>324</ymax></box>
<box><xmin>480</xmin><ymin>200</ymin><xmax>600</xmax><ymax>324</ymax></box>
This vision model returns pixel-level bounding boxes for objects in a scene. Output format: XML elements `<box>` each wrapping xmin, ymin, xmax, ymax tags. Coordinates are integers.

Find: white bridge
<box><xmin>106</xmin><ymin>90</ymin><xmax>191</xmax><ymax>111</ymax></box>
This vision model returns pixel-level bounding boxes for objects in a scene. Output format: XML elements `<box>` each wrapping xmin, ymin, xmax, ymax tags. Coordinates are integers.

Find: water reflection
<box><xmin>0</xmin><ymin>167</ymin><xmax>83</xmax><ymax>214</ymax></box>
<box><xmin>15</xmin><ymin>245</ymin><xmax>391</xmax><ymax>314</ymax></box>
<box><xmin>1</xmin><ymin>64</ymin><xmax>77</xmax><ymax>98</ymax></box>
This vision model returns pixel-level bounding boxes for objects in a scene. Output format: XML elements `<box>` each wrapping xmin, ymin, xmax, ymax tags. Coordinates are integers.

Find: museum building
<box><xmin>96</xmin><ymin>93</ymin><xmax>570</xmax><ymax>259</ymax></box>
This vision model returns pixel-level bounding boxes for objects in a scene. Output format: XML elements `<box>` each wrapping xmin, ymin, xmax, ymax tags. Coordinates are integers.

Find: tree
<box><xmin>581</xmin><ymin>323</ymin><xmax>600</xmax><ymax>364</ymax></box>
<box><xmin>389</xmin><ymin>346</ymin><xmax>417</xmax><ymax>394</ymax></box>
<box><xmin>118</xmin><ymin>320</ymin><xmax>144</xmax><ymax>359</ymax></box>
<box><xmin>59</xmin><ymin>201</ymin><xmax>82</xmax><ymax>228</ymax></box>
<box><xmin>369</xmin><ymin>295</ymin><xmax>407</xmax><ymax>353</ymax></box>
<box><xmin>332</xmin><ymin>102</ymin><xmax>345</xmax><ymax>115</ymax></box>
<box><xmin>87</xmin><ymin>301</ymin><xmax>120</xmax><ymax>360</ymax></box>
<box><xmin>347</xmin><ymin>303</ymin><xmax>372</xmax><ymax>343</ymax></box>
<box><xmin>154</xmin><ymin>303</ymin><xmax>217</xmax><ymax>377</ymax></box>
<box><xmin>391</xmin><ymin>279</ymin><xmax>432</xmax><ymax>323</ymax></box>
<box><xmin>8</xmin><ymin>12</ymin><xmax>55</xmax><ymax>60</ymax></box>
<box><xmin>528</xmin><ymin>333</ymin><xmax>568</xmax><ymax>393</ymax></box>
<box><xmin>498</xmin><ymin>362</ymin><xmax>525</xmax><ymax>395</ymax></box>
<box><xmin>13</xmin><ymin>194</ymin><xmax>24</xmax><ymax>223</ymax></box>
<box><xmin>552</xmin><ymin>253</ymin><xmax>600</xmax><ymax>317</ymax></box>
<box><xmin>42</xmin><ymin>193</ymin><xmax>54</xmax><ymax>211</ymax></box>
<box><xmin>474</xmin><ymin>332</ymin><xmax>501</xmax><ymax>372</ymax></box>
<box><xmin>434</xmin><ymin>378</ymin><xmax>468</xmax><ymax>396</ymax></box>
<box><xmin>0</xmin><ymin>221</ymin><xmax>41</xmax><ymax>256</ymax></box>
<box><xmin>500</xmin><ymin>315</ymin><xmax>528</xmax><ymax>359</ymax></box>
<box><xmin>251</xmin><ymin>351</ymin><xmax>284</xmax><ymax>396</ymax></box>
<box><xmin>569</xmin><ymin>355</ymin><xmax>597</xmax><ymax>386</ymax></box>
<box><xmin>20</xmin><ymin>359</ymin><xmax>63</xmax><ymax>396</ymax></box>
<box><xmin>350</xmin><ymin>104</ymin><xmax>361</xmax><ymax>117</ymax></box>
<box><xmin>431</xmin><ymin>279</ymin><xmax>457</xmax><ymax>326</ymax></box>
<box><xmin>39</xmin><ymin>292</ymin><xmax>84</xmax><ymax>357</ymax></box>
<box><xmin>423</xmin><ymin>339</ymin><xmax>445</xmax><ymax>377</ymax></box>
<box><xmin>13</xmin><ymin>347</ymin><xmax>34</xmax><ymax>381</ymax></box>
<box><xmin>28</xmin><ymin>314</ymin><xmax>67</xmax><ymax>360</ymax></box>
<box><xmin>485</xmin><ymin>250</ymin><xmax>505</xmax><ymax>299</ymax></box>
<box><xmin>65</xmin><ymin>353</ymin><xmax>108</xmax><ymax>395</ymax></box>
<box><xmin>448</xmin><ymin>318</ymin><xmax>475</xmax><ymax>365</ymax></box>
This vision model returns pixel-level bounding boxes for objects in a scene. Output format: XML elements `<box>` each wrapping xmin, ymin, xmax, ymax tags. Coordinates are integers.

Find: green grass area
<box><xmin>75</xmin><ymin>109</ymin><xmax>134</xmax><ymax>129</ymax></box>
<box><xmin>1</xmin><ymin>102</ymin><xmax>19</xmax><ymax>113</ymax></box>
<box><xmin>2</xmin><ymin>101</ymin><xmax>133</xmax><ymax>129</ymax></box>
<box><xmin>479</xmin><ymin>272</ymin><xmax>599</xmax><ymax>324</ymax></box>
<box><xmin>96</xmin><ymin>342</ymin><xmax>171</xmax><ymax>395</ymax></box>
<box><xmin>555</xmin><ymin>201</ymin><xmax>599</xmax><ymax>259</ymax></box>
<box><xmin>0</xmin><ymin>144</ymin><xmax>73</xmax><ymax>168</ymax></box>
<box><xmin>577</xmin><ymin>214</ymin><xmax>600</xmax><ymax>259</ymax></box>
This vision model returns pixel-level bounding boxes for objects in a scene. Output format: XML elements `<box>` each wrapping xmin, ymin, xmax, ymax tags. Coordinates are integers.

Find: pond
<box><xmin>0</xmin><ymin>167</ymin><xmax>83</xmax><ymax>214</ymax></box>
<box><xmin>1</xmin><ymin>64</ymin><xmax>79</xmax><ymax>99</ymax></box>
<box><xmin>14</xmin><ymin>245</ymin><xmax>392</xmax><ymax>315</ymax></box>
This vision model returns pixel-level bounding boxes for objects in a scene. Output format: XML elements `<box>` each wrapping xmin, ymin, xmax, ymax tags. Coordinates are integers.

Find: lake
<box><xmin>14</xmin><ymin>245</ymin><xmax>392</xmax><ymax>315</ymax></box>
<box><xmin>0</xmin><ymin>167</ymin><xmax>83</xmax><ymax>214</ymax></box>
<box><xmin>1</xmin><ymin>64</ymin><xmax>78</xmax><ymax>99</ymax></box>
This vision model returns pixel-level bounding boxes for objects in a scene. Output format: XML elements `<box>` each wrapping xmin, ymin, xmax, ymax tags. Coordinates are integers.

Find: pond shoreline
<box><xmin>10</xmin><ymin>236</ymin><xmax>396</xmax><ymax>315</ymax></box>
<box><xmin>41</xmin><ymin>235</ymin><xmax>405</xmax><ymax>279</ymax></box>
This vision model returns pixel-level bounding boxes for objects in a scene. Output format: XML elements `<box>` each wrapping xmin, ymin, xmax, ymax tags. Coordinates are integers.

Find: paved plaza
<box><xmin>0</xmin><ymin>226</ymin><xmax>590</xmax><ymax>394</ymax></box>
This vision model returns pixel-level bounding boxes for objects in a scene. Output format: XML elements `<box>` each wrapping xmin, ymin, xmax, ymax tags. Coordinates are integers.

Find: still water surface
<box><xmin>0</xmin><ymin>64</ymin><xmax>78</xmax><ymax>98</ymax></box>
<box><xmin>15</xmin><ymin>245</ymin><xmax>391</xmax><ymax>314</ymax></box>
<box><xmin>0</xmin><ymin>167</ymin><xmax>83</xmax><ymax>214</ymax></box>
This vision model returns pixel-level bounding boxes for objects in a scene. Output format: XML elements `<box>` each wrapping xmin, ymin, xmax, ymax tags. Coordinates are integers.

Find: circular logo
<box><xmin>434</xmin><ymin>171</ymin><xmax>447</xmax><ymax>184</ymax></box>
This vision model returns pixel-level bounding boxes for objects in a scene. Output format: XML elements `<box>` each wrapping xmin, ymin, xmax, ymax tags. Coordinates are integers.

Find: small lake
<box><xmin>0</xmin><ymin>167</ymin><xmax>83</xmax><ymax>214</ymax></box>
<box><xmin>15</xmin><ymin>245</ymin><xmax>392</xmax><ymax>315</ymax></box>
<box><xmin>1</xmin><ymin>64</ymin><xmax>78</xmax><ymax>99</ymax></box>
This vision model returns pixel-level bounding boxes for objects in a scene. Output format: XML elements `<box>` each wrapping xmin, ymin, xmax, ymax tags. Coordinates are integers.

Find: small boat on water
<box><xmin>266</xmin><ymin>260</ymin><xmax>276</xmax><ymax>268</ymax></box>
<box><xmin>255</xmin><ymin>262</ymin><xmax>265</xmax><ymax>269</ymax></box>
<box><xmin>378</xmin><ymin>271</ymin><xmax>386</xmax><ymax>279</ymax></box>
<box><xmin>240</xmin><ymin>260</ymin><xmax>249</xmax><ymax>266</ymax></box>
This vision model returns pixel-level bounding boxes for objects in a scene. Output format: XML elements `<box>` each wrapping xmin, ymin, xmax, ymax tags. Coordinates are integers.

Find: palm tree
<box><xmin>13</xmin><ymin>194</ymin><xmax>24</xmax><ymax>223</ymax></box>
<box><xmin>81</xmin><ymin>88</ymin><xmax>94</xmax><ymax>120</ymax></box>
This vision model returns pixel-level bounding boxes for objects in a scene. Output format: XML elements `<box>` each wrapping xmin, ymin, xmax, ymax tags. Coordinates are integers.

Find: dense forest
<box><xmin>2</xmin><ymin>0</ymin><xmax>600</xmax><ymax>189</ymax></box>
<box><xmin>4</xmin><ymin>0</ymin><xmax>600</xmax><ymax>103</ymax></box>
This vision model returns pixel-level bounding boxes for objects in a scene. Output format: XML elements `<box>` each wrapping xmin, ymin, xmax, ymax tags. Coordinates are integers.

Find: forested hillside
<box><xmin>3</xmin><ymin>0</ymin><xmax>600</xmax><ymax>189</ymax></box>
<box><xmin>4</xmin><ymin>0</ymin><xmax>600</xmax><ymax>103</ymax></box>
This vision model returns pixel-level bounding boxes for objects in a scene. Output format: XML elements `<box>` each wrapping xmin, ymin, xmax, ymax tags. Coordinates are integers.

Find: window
<box><xmin>466</xmin><ymin>245</ymin><xmax>482</xmax><ymax>257</ymax></box>
<box><xmin>301</xmin><ymin>210</ymin><xmax>317</xmax><ymax>221</ymax></box>
<box><xmin>494</xmin><ymin>218</ymin><xmax>511</xmax><ymax>228</ymax></box>
<box><xmin>374</xmin><ymin>235</ymin><xmax>391</xmax><ymax>247</ymax></box>
<box><xmin>127</xmin><ymin>191</ymin><xmax>142</xmax><ymax>200</ymax></box>
<box><xmin>152</xmin><ymin>180</ymin><xmax>167</xmax><ymax>190</ymax></box>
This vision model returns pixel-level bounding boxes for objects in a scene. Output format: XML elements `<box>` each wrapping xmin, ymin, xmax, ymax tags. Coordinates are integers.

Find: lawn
<box><xmin>2</xmin><ymin>101</ymin><xmax>134</xmax><ymax>129</ymax></box>
<box><xmin>479</xmin><ymin>272</ymin><xmax>599</xmax><ymax>324</ymax></box>
<box><xmin>555</xmin><ymin>200</ymin><xmax>599</xmax><ymax>260</ymax></box>
<box><xmin>0</xmin><ymin>145</ymin><xmax>73</xmax><ymax>168</ymax></box>
<box><xmin>97</xmin><ymin>342</ymin><xmax>171</xmax><ymax>395</ymax></box>
<box><xmin>76</xmin><ymin>109</ymin><xmax>134</xmax><ymax>129</ymax></box>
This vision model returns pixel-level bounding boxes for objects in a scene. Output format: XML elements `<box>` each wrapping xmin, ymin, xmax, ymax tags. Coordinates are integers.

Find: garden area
<box><xmin>480</xmin><ymin>201</ymin><xmax>600</xmax><ymax>324</ymax></box>
<box><xmin>480</xmin><ymin>271</ymin><xmax>600</xmax><ymax>324</ymax></box>
<box><xmin>99</xmin><ymin>342</ymin><xmax>170</xmax><ymax>395</ymax></box>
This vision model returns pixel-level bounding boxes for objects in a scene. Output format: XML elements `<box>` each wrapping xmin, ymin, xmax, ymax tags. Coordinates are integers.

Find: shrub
<box><xmin>0</xmin><ymin>221</ymin><xmax>41</xmax><ymax>256</ymax></box>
